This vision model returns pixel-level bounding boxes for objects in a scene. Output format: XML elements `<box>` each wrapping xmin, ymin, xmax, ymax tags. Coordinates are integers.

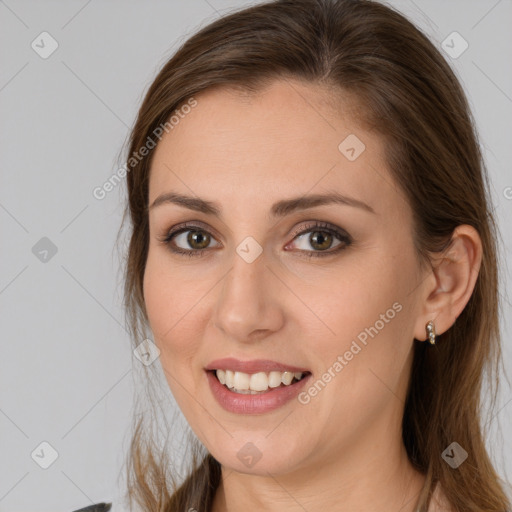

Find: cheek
<box><xmin>323</xmin><ymin>240</ymin><xmax>418</xmax><ymax>436</ymax></box>
<box><xmin>315</xmin><ymin>248</ymin><xmax>416</xmax><ymax>379</ymax></box>
<box><xmin>143</xmin><ymin>255</ymin><xmax>205</xmax><ymax>417</ymax></box>
<box><xmin>143</xmin><ymin>251</ymin><xmax>203</xmax><ymax>367</ymax></box>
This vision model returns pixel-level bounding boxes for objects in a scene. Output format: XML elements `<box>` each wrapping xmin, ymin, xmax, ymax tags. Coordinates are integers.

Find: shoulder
<box><xmin>428</xmin><ymin>483</ymin><xmax>453</xmax><ymax>512</ymax></box>
<box><xmin>71</xmin><ymin>503</ymin><xmax>112</xmax><ymax>512</ymax></box>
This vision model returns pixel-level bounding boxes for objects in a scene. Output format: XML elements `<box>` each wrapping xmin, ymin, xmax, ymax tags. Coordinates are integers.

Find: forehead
<box><xmin>148</xmin><ymin>79</ymin><xmax>405</xmax><ymax>220</ymax></box>
<box><xmin>158</xmin><ymin>79</ymin><xmax>368</xmax><ymax>155</ymax></box>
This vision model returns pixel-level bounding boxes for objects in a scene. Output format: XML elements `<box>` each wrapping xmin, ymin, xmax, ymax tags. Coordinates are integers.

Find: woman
<box><xmin>118</xmin><ymin>0</ymin><xmax>511</xmax><ymax>510</ymax></box>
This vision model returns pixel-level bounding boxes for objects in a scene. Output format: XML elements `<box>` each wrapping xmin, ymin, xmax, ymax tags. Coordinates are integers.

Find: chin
<box><xmin>207</xmin><ymin>434</ymin><xmax>309</xmax><ymax>476</ymax></box>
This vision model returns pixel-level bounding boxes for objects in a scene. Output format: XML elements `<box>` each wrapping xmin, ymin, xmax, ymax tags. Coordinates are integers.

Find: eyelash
<box><xmin>158</xmin><ymin>221</ymin><xmax>353</xmax><ymax>259</ymax></box>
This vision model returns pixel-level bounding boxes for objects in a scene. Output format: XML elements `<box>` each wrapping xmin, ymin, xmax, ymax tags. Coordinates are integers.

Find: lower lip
<box><xmin>206</xmin><ymin>370</ymin><xmax>311</xmax><ymax>414</ymax></box>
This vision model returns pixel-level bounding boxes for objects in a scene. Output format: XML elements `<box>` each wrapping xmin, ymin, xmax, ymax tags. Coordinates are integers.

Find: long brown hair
<box><xmin>118</xmin><ymin>0</ymin><xmax>511</xmax><ymax>510</ymax></box>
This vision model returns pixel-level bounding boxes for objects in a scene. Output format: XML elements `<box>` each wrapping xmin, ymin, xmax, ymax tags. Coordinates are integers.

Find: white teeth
<box><xmin>268</xmin><ymin>371</ymin><xmax>282</xmax><ymax>388</ymax></box>
<box><xmin>216</xmin><ymin>369</ymin><xmax>226</xmax><ymax>385</ymax></box>
<box><xmin>249</xmin><ymin>372</ymin><xmax>268</xmax><ymax>391</ymax></box>
<box><xmin>233</xmin><ymin>371</ymin><xmax>250</xmax><ymax>390</ymax></box>
<box><xmin>281</xmin><ymin>371</ymin><xmax>293</xmax><ymax>385</ymax></box>
<box><xmin>215</xmin><ymin>369</ymin><xmax>305</xmax><ymax>393</ymax></box>
<box><xmin>225</xmin><ymin>370</ymin><xmax>234</xmax><ymax>389</ymax></box>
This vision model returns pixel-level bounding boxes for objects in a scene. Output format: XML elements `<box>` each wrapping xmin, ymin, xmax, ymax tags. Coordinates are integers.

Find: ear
<box><xmin>413</xmin><ymin>225</ymin><xmax>483</xmax><ymax>341</ymax></box>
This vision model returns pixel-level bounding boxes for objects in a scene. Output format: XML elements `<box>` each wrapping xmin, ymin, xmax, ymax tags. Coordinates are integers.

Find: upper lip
<box><xmin>205</xmin><ymin>357</ymin><xmax>310</xmax><ymax>374</ymax></box>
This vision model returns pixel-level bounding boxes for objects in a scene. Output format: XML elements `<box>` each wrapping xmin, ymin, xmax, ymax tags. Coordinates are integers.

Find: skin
<box><xmin>143</xmin><ymin>79</ymin><xmax>481</xmax><ymax>512</ymax></box>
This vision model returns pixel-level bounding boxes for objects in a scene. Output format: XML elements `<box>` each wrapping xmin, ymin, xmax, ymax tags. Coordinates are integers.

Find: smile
<box><xmin>215</xmin><ymin>369</ymin><xmax>306</xmax><ymax>393</ymax></box>
<box><xmin>204</xmin><ymin>358</ymin><xmax>312</xmax><ymax>414</ymax></box>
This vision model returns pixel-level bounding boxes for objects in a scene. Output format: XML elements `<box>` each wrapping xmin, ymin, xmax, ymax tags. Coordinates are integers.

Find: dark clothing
<box><xmin>71</xmin><ymin>503</ymin><xmax>112</xmax><ymax>512</ymax></box>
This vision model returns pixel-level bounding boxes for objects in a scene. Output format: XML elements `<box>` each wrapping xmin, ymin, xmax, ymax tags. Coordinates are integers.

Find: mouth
<box><xmin>207</xmin><ymin>368</ymin><xmax>310</xmax><ymax>394</ymax></box>
<box><xmin>204</xmin><ymin>358</ymin><xmax>312</xmax><ymax>414</ymax></box>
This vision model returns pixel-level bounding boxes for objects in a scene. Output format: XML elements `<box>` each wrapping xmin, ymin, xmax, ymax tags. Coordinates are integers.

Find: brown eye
<box><xmin>167</xmin><ymin>228</ymin><xmax>220</xmax><ymax>254</ymax></box>
<box><xmin>160</xmin><ymin>221</ymin><xmax>352</xmax><ymax>259</ymax></box>
<box><xmin>289</xmin><ymin>221</ymin><xmax>352</xmax><ymax>257</ymax></box>
<box><xmin>308</xmin><ymin>231</ymin><xmax>334</xmax><ymax>251</ymax></box>
<box><xmin>186</xmin><ymin>230</ymin><xmax>211</xmax><ymax>250</ymax></box>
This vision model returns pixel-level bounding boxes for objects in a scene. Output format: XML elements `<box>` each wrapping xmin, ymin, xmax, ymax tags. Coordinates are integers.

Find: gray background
<box><xmin>1</xmin><ymin>1</ymin><xmax>511</xmax><ymax>510</ymax></box>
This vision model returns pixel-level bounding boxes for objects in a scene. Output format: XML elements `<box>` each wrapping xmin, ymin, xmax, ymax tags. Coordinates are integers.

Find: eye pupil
<box><xmin>310</xmin><ymin>231</ymin><xmax>332</xmax><ymax>250</ymax></box>
<box><xmin>188</xmin><ymin>230</ymin><xmax>210</xmax><ymax>249</ymax></box>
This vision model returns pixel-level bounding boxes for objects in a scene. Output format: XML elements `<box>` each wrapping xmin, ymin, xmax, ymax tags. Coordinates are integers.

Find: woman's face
<box><xmin>143</xmin><ymin>79</ymin><xmax>429</xmax><ymax>476</ymax></box>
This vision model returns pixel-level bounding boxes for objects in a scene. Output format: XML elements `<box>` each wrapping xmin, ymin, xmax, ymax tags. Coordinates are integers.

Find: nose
<box><xmin>212</xmin><ymin>247</ymin><xmax>285</xmax><ymax>344</ymax></box>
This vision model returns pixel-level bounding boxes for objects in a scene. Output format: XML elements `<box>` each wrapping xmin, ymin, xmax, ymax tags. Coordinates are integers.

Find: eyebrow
<box><xmin>148</xmin><ymin>191</ymin><xmax>376</xmax><ymax>217</ymax></box>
